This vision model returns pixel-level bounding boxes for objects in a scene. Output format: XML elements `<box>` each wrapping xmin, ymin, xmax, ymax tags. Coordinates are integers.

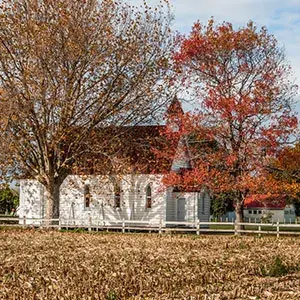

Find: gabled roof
<box><xmin>74</xmin><ymin>125</ymin><xmax>180</xmax><ymax>175</ymax></box>
<box><xmin>244</xmin><ymin>194</ymin><xmax>286</xmax><ymax>209</ymax></box>
<box><xmin>74</xmin><ymin>98</ymin><xmax>187</xmax><ymax>175</ymax></box>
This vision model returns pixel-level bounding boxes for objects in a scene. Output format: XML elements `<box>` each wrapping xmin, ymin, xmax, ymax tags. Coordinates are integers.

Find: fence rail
<box><xmin>1</xmin><ymin>216</ymin><xmax>300</xmax><ymax>237</ymax></box>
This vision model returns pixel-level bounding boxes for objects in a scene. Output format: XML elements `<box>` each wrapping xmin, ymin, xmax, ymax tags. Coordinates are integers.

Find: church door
<box><xmin>177</xmin><ymin>198</ymin><xmax>186</xmax><ymax>222</ymax></box>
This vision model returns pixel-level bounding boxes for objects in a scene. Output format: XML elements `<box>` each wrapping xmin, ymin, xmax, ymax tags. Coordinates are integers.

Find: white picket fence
<box><xmin>1</xmin><ymin>216</ymin><xmax>300</xmax><ymax>237</ymax></box>
<box><xmin>209</xmin><ymin>216</ymin><xmax>299</xmax><ymax>224</ymax></box>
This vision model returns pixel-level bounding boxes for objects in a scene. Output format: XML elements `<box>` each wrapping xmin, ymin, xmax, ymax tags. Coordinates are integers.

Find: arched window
<box><xmin>114</xmin><ymin>183</ymin><xmax>121</xmax><ymax>208</ymax></box>
<box><xmin>84</xmin><ymin>185</ymin><xmax>91</xmax><ymax>208</ymax></box>
<box><xmin>145</xmin><ymin>184</ymin><xmax>152</xmax><ymax>209</ymax></box>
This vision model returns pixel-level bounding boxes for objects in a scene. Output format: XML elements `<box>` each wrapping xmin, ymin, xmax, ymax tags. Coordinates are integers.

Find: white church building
<box><xmin>18</xmin><ymin>100</ymin><xmax>211</xmax><ymax>227</ymax></box>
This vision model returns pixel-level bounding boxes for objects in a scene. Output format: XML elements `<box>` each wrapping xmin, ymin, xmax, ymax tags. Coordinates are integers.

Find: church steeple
<box><xmin>166</xmin><ymin>95</ymin><xmax>184</xmax><ymax>117</ymax></box>
<box><xmin>166</xmin><ymin>95</ymin><xmax>184</xmax><ymax>131</ymax></box>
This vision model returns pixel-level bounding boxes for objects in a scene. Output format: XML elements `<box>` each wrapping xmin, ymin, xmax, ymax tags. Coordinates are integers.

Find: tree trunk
<box><xmin>235</xmin><ymin>201</ymin><xmax>245</xmax><ymax>234</ymax></box>
<box><xmin>45</xmin><ymin>181</ymin><xmax>61</xmax><ymax>224</ymax></box>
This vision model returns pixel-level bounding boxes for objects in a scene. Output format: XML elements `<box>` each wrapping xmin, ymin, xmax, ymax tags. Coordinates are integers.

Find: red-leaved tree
<box><xmin>268</xmin><ymin>142</ymin><xmax>300</xmax><ymax>196</ymax></box>
<box><xmin>158</xmin><ymin>19</ymin><xmax>299</xmax><ymax>228</ymax></box>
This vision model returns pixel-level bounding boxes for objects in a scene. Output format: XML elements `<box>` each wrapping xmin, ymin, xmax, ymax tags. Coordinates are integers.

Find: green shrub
<box><xmin>107</xmin><ymin>290</ymin><xmax>118</xmax><ymax>300</ymax></box>
<box><xmin>260</xmin><ymin>256</ymin><xmax>288</xmax><ymax>277</ymax></box>
<box><xmin>0</xmin><ymin>185</ymin><xmax>19</xmax><ymax>215</ymax></box>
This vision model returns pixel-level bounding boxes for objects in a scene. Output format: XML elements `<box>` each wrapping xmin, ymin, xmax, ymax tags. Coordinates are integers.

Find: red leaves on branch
<box><xmin>158</xmin><ymin>19</ymin><xmax>299</xmax><ymax>220</ymax></box>
<box><xmin>269</xmin><ymin>143</ymin><xmax>300</xmax><ymax>195</ymax></box>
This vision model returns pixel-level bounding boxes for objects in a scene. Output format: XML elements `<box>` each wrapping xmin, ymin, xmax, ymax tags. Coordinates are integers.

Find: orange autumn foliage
<box><xmin>0</xmin><ymin>0</ymin><xmax>174</xmax><ymax>219</ymax></box>
<box><xmin>269</xmin><ymin>143</ymin><xmax>300</xmax><ymax>196</ymax></box>
<box><xmin>157</xmin><ymin>19</ymin><xmax>299</xmax><ymax>224</ymax></box>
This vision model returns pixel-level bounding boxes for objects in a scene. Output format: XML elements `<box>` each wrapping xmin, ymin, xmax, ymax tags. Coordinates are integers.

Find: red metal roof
<box><xmin>244</xmin><ymin>194</ymin><xmax>286</xmax><ymax>209</ymax></box>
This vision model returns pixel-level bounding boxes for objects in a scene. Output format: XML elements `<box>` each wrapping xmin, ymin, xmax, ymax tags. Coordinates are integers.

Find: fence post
<box><xmin>23</xmin><ymin>216</ymin><xmax>26</xmax><ymax>228</ymax></box>
<box><xmin>159</xmin><ymin>218</ymin><xmax>162</xmax><ymax>235</ymax></box>
<box><xmin>88</xmin><ymin>213</ymin><xmax>92</xmax><ymax>232</ymax></box>
<box><xmin>234</xmin><ymin>220</ymin><xmax>238</xmax><ymax>235</ymax></box>
<box><xmin>122</xmin><ymin>218</ymin><xmax>125</xmax><ymax>233</ymax></box>
<box><xmin>277</xmin><ymin>221</ymin><xmax>280</xmax><ymax>238</ymax></box>
<box><xmin>196</xmin><ymin>219</ymin><xmax>200</xmax><ymax>235</ymax></box>
<box><xmin>58</xmin><ymin>217</ymin><xmax>61</xmax><ymax>231</ymax></box>
<box><xmin>258</xmin><ymin>225</ymin><xmax>261</xmax><ymax>237</ymax></box>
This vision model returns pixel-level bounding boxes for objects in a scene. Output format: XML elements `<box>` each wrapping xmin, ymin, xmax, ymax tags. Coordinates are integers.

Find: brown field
<box><xmin>0</xmin><ymin>230</ymin><xmax>300</xmax><ymax>299</ymax></box>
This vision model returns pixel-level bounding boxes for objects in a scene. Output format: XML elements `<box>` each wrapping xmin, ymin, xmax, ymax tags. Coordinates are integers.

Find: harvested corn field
<box><xmin>1</xmin><ymin>230</ymin><xmax>300</xmax><ymax>299</ymax></box>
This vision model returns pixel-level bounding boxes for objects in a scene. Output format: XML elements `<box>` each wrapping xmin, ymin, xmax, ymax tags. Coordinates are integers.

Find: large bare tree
<box><xmin>0</xmin><ymin>0</ymin><xmax>174</xmax><ymax>219</ymax></box>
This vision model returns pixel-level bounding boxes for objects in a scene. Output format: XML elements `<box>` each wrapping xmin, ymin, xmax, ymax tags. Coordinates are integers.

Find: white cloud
<box><xmin>171</xmin><ymin>0</ymin><xmax>276</xmax><ymax>25</ymax></box>
<box><xmin>129</xmin><ymin>0</ymin><xmax>300</xmax><ymax>113</ymax></box>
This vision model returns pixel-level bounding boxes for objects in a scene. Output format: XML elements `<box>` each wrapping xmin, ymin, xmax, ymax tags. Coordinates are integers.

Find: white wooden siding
<box><xmin>171</xmin><ymin>139</ymin><xmax>191</xmax><ymax>171</ymax></box>
<box><xmin>19</xmin><ymin>180</ymin><xmax>44</xmax><ymax>224</ymax></box>
<box><xmin>59</xmin><ymin>174</ymin><xmax>166</xmax><ymax>225</ymax></box>
<box><xmin>19</xmin><ymin>175</ymin><xmax>210</xmax><ymax>225</ymax></box>
<box><xmin>166</xmin><ymin>189</ymin><xmax>211</xmax><ymax>222</ymax></box>
<box><xmin>244</xmin><ymin>205</ymin><xmax>296</xmax><ymax>223</ymax></box>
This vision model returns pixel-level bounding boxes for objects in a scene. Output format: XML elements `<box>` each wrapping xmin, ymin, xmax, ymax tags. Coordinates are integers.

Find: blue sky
<box><xmin>130</xmin><ymin>0</ymin><xmax>300</xmax><ymax>114</ymax></box>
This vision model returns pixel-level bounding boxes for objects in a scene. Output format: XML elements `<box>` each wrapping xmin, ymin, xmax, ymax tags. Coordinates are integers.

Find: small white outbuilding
<box><xmin>243</xmin><ymin>194</ymin><xmax>296</xmax><ymax>223</ymax></box>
